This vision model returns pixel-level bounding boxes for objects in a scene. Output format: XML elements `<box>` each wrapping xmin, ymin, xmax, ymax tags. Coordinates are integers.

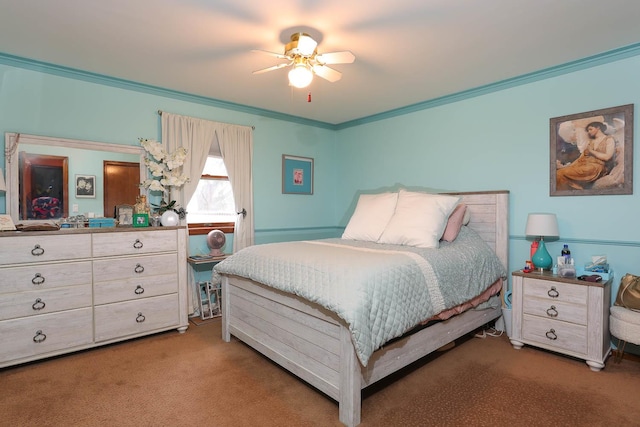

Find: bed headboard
<box><xmin>444</xmin><ymin>190</ymin><xmax>509</xmax><ymax>271</ymax></box>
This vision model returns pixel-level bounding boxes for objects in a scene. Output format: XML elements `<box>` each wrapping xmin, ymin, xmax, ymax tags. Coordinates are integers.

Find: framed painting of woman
<box><xmin>550</xmin><ymin>104</ymin><xmax>633</xmax><ymax>196</ymax></box>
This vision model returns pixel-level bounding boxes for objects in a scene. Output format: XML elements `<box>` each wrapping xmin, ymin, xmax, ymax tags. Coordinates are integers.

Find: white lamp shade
<box><xmin>296</xmin><ymin>34</ymin><xmax>318</xmax><ymax>56</ymax></box>
<box><xmin>525</xmin><ymin>213</ymin><xmax>559</xmax><ymax>238</ymax></box>
<box><xmin>0</xmin><ymin>168</ymin><xmax>6</xmax><ymax>192</ymax></box>
<box><xmin>288</xmin><ymin>64</ymin><xmax>313</xmax><ymax>88</ymax></box>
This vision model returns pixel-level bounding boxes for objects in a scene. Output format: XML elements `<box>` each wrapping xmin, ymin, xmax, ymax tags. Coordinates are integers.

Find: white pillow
<box><xmin>378</xmin><ymin>190</ymin><xmax>461</xmax><ymax>248</ymax></box>
<box><xmin>342</xmin><ymin>192</ymin><xmax>398</xmax><ymax>242</ymax></box>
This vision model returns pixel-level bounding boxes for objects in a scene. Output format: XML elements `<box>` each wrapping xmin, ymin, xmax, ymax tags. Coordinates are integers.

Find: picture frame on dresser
<box><xmin>133</xmin><ymin>213</ymin><xmax>149</xmax><ymax>227</ymax></box>
<box><xmin>115</xmin><ymin>204</ymin><xmax>134</xmax><ymax>226</ymax></box>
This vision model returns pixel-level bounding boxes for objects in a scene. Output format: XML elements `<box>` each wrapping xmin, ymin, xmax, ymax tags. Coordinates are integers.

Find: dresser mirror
<box><xmin>4</xmin><ymin>133</ymin><xmax>145</xmax><ymax>224</ymax></box>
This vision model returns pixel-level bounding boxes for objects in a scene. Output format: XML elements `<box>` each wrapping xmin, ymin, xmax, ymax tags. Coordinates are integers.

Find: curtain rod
<box><xmin>157</xmin><ymin>110</ymin><xmax>255</xmax><ymax>130</ymax></box>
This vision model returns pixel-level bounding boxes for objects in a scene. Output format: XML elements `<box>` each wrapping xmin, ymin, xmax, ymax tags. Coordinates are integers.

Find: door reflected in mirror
<box><xmin>19</xmin><ymin>152</ymin><xmax>69</xmax><ymax>220</ymax></box>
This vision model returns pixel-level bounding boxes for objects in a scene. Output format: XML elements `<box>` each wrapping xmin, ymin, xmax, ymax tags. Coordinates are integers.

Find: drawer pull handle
<box><xmin>135</xmin><ymin>285</ymin><xmax>145</xmax><ymax>295</ymax></box>
<box><xmin>134</xmin><ymin>264</ymin><xmax>145</xmax><ymax>274</ymax></box>
<box><xmin>32</xmin><ymin>298</ymin><xmax>46</xmax><ymax>311</ymax></box>
<box><xmin>546</xmin><ymin>305</ymin><xmax>558</xmax><ymax>318</ymax></box>
<box><xmin>32</xmin><ymin>273</ymin><xmax>46</xmax><ymax>285</ymax></box>
<box><xmin>136</xmin><ymin>312</ymin><xmax>146</xmax><ymax>323</ymax></box>
<box><xmin>133</xmin><ymin>239</ymin><xmax>143</xmax><ymax>249</ymax></box>
<box><xmin>545</xmin><ymin>329</ymin><xmax>558</xmax><ymax>341</ymax></box>
<box><xmin>547</xmin><ymin>286</ymin><xmax>559</xmax><ymax>298</ymax></box>
<box><xmin>33</xmin><ymin>330</ymin><xmax>47</xmax><ymax>343</ymax></box>
<box><xmin>31</xmin><ymin>244</ymin><xmax>45</xmax><ymax>256</ymax></box>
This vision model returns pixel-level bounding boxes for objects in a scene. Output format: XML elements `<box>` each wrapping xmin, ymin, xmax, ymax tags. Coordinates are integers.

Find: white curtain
<box><xmin>161</xmin><ymin>113</ymin><xmax>216</xmax><ymax>207</ymax></box>
<box><xmin>160</xmin><ymin>112</ymin><xmax>254</xmax><ymax>251</ymax></box>
<box><xmin>219</xmin><ymin>125</ymin><xmax>254</xmax><ymax>252</ymax></box>
<box><xmin>161</xmin><ymin>112</ymin><xmax>253</xmax><ymax>316</ymax></box>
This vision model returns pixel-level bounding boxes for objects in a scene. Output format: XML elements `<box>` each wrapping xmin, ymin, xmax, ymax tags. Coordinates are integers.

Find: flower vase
<box><xmin>160</xmin><ymin>210</ymin><xmax>179</xmax><ymax>227</ymax></box>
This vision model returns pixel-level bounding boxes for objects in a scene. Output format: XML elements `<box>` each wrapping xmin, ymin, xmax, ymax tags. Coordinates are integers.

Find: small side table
<box><xmin>187</xmin><ymin>255</ymin><xmax>228</xmax><ymax>320</ymax></box>
<box><xmin>510</xmin><ymin>269</ymin><xmax>612</xmax><ymax>371</ymax></box>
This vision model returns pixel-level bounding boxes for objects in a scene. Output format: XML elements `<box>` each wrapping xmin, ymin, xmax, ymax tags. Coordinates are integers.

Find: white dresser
<box><xmin>0</xmin><ymin>227</ymin><xmax>188</xmax><ymax>368</ymax></box>
<box><xmin>510</xmin><ymin>270</ymin><xmax>611</xmax><ymax>371</ymax></box>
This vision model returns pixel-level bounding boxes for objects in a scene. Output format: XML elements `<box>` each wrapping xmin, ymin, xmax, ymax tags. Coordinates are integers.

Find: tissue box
<box><xmin>584</xmin><ymin>263</ymin><xmax>610</xmax><ymax>273</ymax></box>
<box><xmin>88</xmin><ymin>217</ymin><xmax>116</xmax><ymax>228</ymax></box>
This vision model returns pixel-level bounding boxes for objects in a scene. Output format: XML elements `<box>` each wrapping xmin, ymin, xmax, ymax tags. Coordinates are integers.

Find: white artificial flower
<box><xmin>139</xmin><ymin>138</ymin><xmax>189</xmax><ymax>195</ymax></box>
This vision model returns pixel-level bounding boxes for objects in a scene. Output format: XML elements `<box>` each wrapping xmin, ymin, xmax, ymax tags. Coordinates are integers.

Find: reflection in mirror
<box><xmin>20</xmin><ymin>152</ymin><xmax>69</xmax><ymax>219</ymax></box>
<box><xmin>5</xmin><ymin>133</ymin><xmax>145</xmax><ymax>224</ymax></box>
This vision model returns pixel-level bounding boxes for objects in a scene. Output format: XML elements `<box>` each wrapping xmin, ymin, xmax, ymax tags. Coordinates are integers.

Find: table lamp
<box><xmin>525</xmin><ymin>213</ymin><xmax>559</xmax><ymax>271</ymax></box>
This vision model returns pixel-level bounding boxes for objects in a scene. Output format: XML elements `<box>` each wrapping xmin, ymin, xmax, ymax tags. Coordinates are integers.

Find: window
<box><xmin>187</xmin><ymin>156</ymin><xmax>235</xmax><ymax>235</ymax></box>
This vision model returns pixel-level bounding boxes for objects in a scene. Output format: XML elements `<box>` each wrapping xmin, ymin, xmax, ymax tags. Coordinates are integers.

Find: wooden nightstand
<box><xmin>510</xmin><ymin>270</ymin><xmax>612</xmax><ymax>371</ymax></box>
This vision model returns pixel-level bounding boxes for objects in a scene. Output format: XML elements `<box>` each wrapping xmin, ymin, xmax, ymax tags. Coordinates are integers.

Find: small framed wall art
<box><xmin>75</xmin><ymin>174</ymin><xmax>96</xmax><ymax>198</ymax></box>
<box><xmin>282</xmin><ymin>154</ymin><xmax>314</xmax><ymax>195</ymax></box>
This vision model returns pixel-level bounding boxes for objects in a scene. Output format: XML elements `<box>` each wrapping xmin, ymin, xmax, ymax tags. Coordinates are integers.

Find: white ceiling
<box><xmin>1</xmin><ymin>0</ymin><xmax>640</xmax><ymax>126</ymax></box>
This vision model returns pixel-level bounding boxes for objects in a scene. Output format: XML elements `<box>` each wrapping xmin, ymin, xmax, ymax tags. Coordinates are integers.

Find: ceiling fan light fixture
<box><xmin>288</xmin><ymin>63</ymin><xmax>313</xmax><ymax>88</ymax></box>
<box><xmin>296</xmin><ymin>33</ymin><xmax>317</xmax><ymax>56</ymax></box>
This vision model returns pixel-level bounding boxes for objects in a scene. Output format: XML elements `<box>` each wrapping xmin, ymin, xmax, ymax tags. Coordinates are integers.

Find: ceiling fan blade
<box><xmin>312</xmin><ymin>64</ymin><xmax>342</xmax><ymax>82</ymax></box>
<box><xmin>251</xmin><ymin>49</ymin><xmax>289</xmax><ymax>60</ymax></box>
<box><xmin>315</xmin><ymin>51</ymin><xmax>355</xmax><ymax>65</ymax></box>
<box><xmin>253</xmin><ymin>62</ymin><xmax>290</xmax><ymax>75</ymax></box>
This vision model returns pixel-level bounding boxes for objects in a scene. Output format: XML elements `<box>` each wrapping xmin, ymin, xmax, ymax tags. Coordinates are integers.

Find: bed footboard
<box><xmin>221</xmin><ymin>275</ymin><xmax>501</xmax><ymax>427</ymax></box>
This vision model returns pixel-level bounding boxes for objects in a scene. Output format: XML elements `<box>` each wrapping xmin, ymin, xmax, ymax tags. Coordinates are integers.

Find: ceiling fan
<box><xmin>252</xmin><ymin>32</ymin><xmax>355</xmax><ymax>89</ymax></box>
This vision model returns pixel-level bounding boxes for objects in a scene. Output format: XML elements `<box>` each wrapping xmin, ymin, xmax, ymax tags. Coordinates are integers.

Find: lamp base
<box><xmin>532</xmin><ymin>239</ymin><xmax>553</xmax><ymax>271</ymax></box>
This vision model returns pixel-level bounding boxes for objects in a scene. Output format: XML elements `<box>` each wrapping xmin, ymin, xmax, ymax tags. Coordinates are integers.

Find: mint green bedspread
<box><xmin>215</xmin><ymin>226</ymin><xmax>505</xmax><ymax>366</ymax></box>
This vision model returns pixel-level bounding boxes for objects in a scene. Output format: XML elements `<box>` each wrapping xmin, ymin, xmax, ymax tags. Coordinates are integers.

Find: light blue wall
<box><xmin>334</xmin><ymin>54</ymin><xmax>640</xmax><ymax>311</ymax></box>
<box><xmin>1</xmin><ymin>51</ymin><xmax>639</xmax><ymax>354</ymax></box>
<box><xmin>0</xmin><ymin>62</ymin><xmax>339</xmax><ymax>256</ymax></box>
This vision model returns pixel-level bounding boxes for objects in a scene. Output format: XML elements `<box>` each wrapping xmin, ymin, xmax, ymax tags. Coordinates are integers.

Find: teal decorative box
<box><xmin>88</xmin><ymin>217</ymin><xmax>116</xmax><ymax>228</ymax></box>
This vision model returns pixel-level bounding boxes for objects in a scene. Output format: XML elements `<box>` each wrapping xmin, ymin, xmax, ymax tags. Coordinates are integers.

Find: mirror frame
<box><xmin>5</xmin><ymin>132</ymin><xmax>146</xmax><ymax>224</ymax></box>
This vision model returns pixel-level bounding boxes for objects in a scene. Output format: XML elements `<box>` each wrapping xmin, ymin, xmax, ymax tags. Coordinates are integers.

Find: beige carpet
<box><xmin>2</xmin><ymin>319</ymin><xmax>639</xmax><ymax>427</ymax></box>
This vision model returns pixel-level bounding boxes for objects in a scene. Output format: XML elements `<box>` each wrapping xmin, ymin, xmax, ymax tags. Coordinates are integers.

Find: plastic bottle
<box><xmin>561</xmin><ymin>244</ymin><xmax>571</xmax><ymax>263</ymax></box>
<box><xmin>530</xmin><ymin>240</ymin><xmax>539</xmax><ymax>261</ymax></box>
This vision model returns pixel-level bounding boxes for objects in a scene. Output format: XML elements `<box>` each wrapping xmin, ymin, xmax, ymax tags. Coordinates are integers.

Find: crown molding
<box><xmin>2</xmin><ymin>41</ymin><xmax>640</xmax><ymax>131</ymax></box>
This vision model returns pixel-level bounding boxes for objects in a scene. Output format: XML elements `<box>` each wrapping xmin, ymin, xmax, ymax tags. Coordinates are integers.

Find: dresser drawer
<box><xmin>92</xmin><ymin>230</ymin><xmax>177</xmax><ymax>257</ymax></box>
<box><xmin>0</xmin><ymin>308</ymin><xmax>93</xmax><ymax>365</ymax></box>
<box><xmin>93</xmin><ymin>253</ymin><xmax>177</xmax><ymax>281</ymax></box>
<box><xmin>523</xmin><ymin>297</ymin><xmax>587</xmax><ymax>325</ymax></box>
<box><xmin>522</xmin><ymin>314</ymin><xmax>587</xmax><ymax>355</ymax></box>
<box><xmin>0</xmin><ymin>285</ymin><xmax>92</xmax><ymax>321</ymax></box>
<box><xmin>0</xmin><ymin>234</ymin><xmax>91</xmax><ymax>265</ymax></box>
<box><xmin>523</xmin><ymin>278</ymin><xmax>587</xmax><ymax>305</ymax></box>
<box><xmin>94</xmin><ymin>273</ymin><xmax>178</xmax><ymax>305</ymax></box>
<box><xmin>1</xmin><ymin>261</ymin><xmax>92</xmax><ymax>294</ymax></box>
<box><xmin>94</xmin><ymin>294</ymin><xmax>180</xmax><ymax>342</ymax></box>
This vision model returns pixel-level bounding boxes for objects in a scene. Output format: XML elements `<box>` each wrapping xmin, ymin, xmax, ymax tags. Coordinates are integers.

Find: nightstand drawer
<box><xmin>523</xmin><ymin>297</ymin><xmax>587</xmax><ymax>325</ymax></box>
<box><xmin>523</xmin><ymin>278</ymin><xmax>587</xmax><ymax>304</ymax></box>
<box><xmin>522</xmin><ymin>314</ymin><xmax>587</xmax><ymax>355</ymax></box>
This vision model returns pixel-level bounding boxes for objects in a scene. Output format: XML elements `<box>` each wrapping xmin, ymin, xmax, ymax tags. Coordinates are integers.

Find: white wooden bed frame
<box><xmin>221</xmin><ymin>190</ymin><xmax>509</xmax><ymax>426</ymax></box>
